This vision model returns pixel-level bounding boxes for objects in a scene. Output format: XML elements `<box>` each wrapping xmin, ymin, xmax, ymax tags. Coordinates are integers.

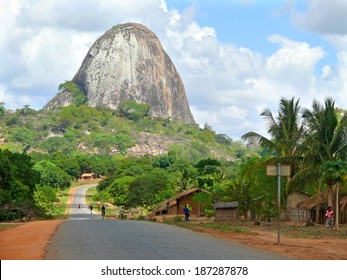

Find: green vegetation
<box><xmin>0</xmin><ymin>95</ymin><xmax>347</xmax><ymax>226</ymax></box>
<box><xmin>58</xmin><ymin>80</ymin><xmax>87</xmax><ymax>106</ymax></box>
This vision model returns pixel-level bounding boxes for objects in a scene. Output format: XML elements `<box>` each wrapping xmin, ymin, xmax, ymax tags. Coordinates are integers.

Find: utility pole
<box><xmin>277</xmin><ymin>163</ymin><xmax>281</xmax><ymax>244</ymax></box>
<box><xmin>266</xmin><ymin>163</ymin><xmax>292</xmax><ymax>245</ymax></box>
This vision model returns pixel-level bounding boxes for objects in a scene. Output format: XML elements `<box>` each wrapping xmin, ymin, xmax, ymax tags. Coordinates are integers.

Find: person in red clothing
<box><xmin>325</xmin><ymin>206</ymin><xmax>334</xmax><ymax>228</ymax></box>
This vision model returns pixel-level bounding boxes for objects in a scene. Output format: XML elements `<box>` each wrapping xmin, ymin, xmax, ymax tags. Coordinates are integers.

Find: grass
<box><xmin>162</xmin><ymin>217</ymin><xmax>252</xmax><ymax>234</ymax></box>
<box><xmin>280</xmin><ymin>223</ymin><xmax>347</xmax><ymax>239</ymax></box>
<box><xmin>160</xmin><ymin>216</ymin><xmax>347</xmax><ymax>239</ymax></box>
<box><xmin>0</xmin><ymin>223</ymin><xmax>22</xmax><ymax>232</ymax></box>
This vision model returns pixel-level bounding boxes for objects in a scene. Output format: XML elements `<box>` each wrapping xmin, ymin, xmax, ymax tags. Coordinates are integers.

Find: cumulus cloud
<box><xmin>292</xmin><ymin>0</ymin><xmax>347</xmax><ymax>36</ymax></box>
<box><xmin>290</xmin><ymin>0</ymin><xmax>347</xmax><ymax>51</ymax></box>
<box><xmin>0</xmin><ymin>0</ymin><xmax>346</xmax><ymax>140</ymax></box>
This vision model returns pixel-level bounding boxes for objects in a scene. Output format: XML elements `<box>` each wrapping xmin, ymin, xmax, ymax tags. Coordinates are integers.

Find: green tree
<box><xmin>192</xmin><ymin>192</ymin><xmax>212</xmax><ymax>216</ymax></box>
<box><xmin>153</xmin><ymin>154</ymin><xmax>176</xmax><ymax>169</ymax></box>
<box><xmin>106</xmin><ymin>176</ymin><xmax>134</xmax><ymax>206</ymax></box>
<box><xmin>241</xmin><ymin>97</ymin><xmax>304</xmax><ymax>203</ymax></box>
<box><xmin>10</xmin><ymin>127</ymin><xmax>38</xmax><ymax>146</ymax></box>
<box><xmin>19</xmin><ymin>105</ymin><xmax>35</xmax><ymax>116</ymax></box>
<box><xmin>51</xmin><ymin>153</ymin><xmax>81</xmax><ymax>179</ymax></box>
<box><xmin>114</xmin><ymin>133</ymin><xmax>135</xmax><ymax>155</ymax></box>
<box><xmin>33</xmin><ymin>185</ymin><xmax>58</xmax><ymax>215</ymax></box>
<box><xmin>0</xmin><ymin>149</ymin><xmax>40</xmax><ymax>203</ymax></box>
<box><xmin>127</xmin><ymin>168</ymin><xmax>174</xmax><ymax>208</ymax></box>
<box><xmin>242</xmin><ymin>97</ymin><xmax>303</xmax><ymax>157</ymax></box>
<box><xmin>0</xmin><ymin>102</ymin><xmax>5</xmax><ymax>117</ymax></box>
<box><xmin>41</xmin><ymin>136</ymin><xmax>71</xmax><ymax>153</ymax></box>
<box><xmin>33</xmin><ymin>160</ymin><xmax>71</xmax><ymax>189</ymax></box>
<box><xmin>177</xmin><ymin>168</ymin><xmax>196</xmax><ymax>192</ymax></box>
<box><xmin>215</xmin><ymin>134</ymin><xmax>233</xmax><ymax>145</ymax></box>
<box><xmin>321</xmin><ymin>160</ymin><xmax>347</xmax><ymax>229</ymax></box>
<box><xmin>58</xmin><ymin>81</ymin><xmax>87</xmax><ymax>106</ymax></box>
<box><xmin>118</xmin><ymin>101</ymin><xmax>150</xmax><ymax>121</ymax></box>
<box><xmin>293</xmin><ymin>98</ymin><xmax>347</xmax><ymax>207</ymax></box>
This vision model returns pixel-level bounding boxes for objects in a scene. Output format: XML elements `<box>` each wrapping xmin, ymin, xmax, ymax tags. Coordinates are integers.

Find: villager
<box><xmin>120</xmin><ymin>209</ymin><xmax>125</xmax><ymax>220</ymax></box>
<box><xmin>325</xmin><ymin>206</ymin><xmax>334</xmax><ymax>228</ymax></box>
<box><xmin>183</xmin><ymin>205</ymin><xmax>190</xmax><ymax>221</ymax></box>
<box><xmin>101</xmin><ymin>205</ymin><xmax>106</xmax><ymax>219</ymax></box>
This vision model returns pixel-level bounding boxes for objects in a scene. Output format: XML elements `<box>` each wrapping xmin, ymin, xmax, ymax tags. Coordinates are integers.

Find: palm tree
<box><xmin>293</xmin><ymin>97</ymin><xmax>347</xmax><ymax>207</ymax></box>
<box><xmin>242</xmin><ymin>97</ymin><xmax>304</xmax><ymax>197</ymax></box>
<box><xmin>242</xmin><ymin>97</ymin><xmax>303</xmax><ymax>157</ymax></box>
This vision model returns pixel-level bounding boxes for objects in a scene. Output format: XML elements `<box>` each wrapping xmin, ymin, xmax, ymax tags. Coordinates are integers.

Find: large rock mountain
<box><xmin>44</xmin><ymin>23</ymin><xmax>195</xmax><ymax>124</ymax></box>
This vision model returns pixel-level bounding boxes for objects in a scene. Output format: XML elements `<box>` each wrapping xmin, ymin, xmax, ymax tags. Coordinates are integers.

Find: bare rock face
<box><xmin>45</xmin><ymin>23</ymin><xmax>195</xmax><ymax>124</ymax></box>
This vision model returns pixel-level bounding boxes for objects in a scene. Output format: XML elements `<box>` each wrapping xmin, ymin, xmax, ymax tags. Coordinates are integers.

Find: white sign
<box><xmin>266</xmin><ymin>164</ymin><xmax>291</xmax><ymax>177</ymax></box>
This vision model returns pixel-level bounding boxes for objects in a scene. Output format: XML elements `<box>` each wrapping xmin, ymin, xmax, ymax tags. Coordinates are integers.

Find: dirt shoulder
<box><xmin>1</xmin><ymin>218</ymin><xmax>347</xmax><ymax>260</ymax></box>
<box><xmin>0</xmin><ymin>219</ymin><xmax>63</xmax><ymax>260</ymax></box>
<box><xmin>1</xmin><ymin>184</ymin><xmax>346</xmax><ymax>260</ymax></box>
<box><xmin>0</xmin><ymin>185</ymin><xmax>79</xmax><ymax>260</ymax></box>
<box><xmin>191</xmin><ymin>226</ymin><xmax>347</xmax><ymax>260</ymax></box>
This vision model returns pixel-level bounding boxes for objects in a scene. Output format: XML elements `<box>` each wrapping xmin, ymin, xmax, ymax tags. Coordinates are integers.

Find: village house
<box><xmin>285</xmin><ymin>190</ymin><xmax>311</xmax><ymax>222</ymax></box>
<box><xmin>78</xmin><ymin>173</ymin><xmax>103</xmax><ymax>182</ymax></box>
<box><xmin>153</xmin><ymin>188</ymin><xmax>210</xmax><ymax>217</ymax></box>
<box><xmin>293</xmin><ymin>189</ymin><xmax>347</xmax><ymax>224</ymax></box>
<box><xmin>214</xmin><ymin>201</ymin><xmax>238</xmax><ymax>222</ymax></box>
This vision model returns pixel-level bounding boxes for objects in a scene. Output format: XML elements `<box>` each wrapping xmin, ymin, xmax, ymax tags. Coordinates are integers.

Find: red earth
<box><xmin>1</xmin><ymin>186</ymin><xmax>346</xmax><ymax>260</ymax></box>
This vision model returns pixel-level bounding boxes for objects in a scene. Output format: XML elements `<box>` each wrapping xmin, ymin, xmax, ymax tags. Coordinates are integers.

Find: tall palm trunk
<box><xmin>327</xmin><ymin>185</ymin><xmax>333</xmax><ymax>208</ymax></box>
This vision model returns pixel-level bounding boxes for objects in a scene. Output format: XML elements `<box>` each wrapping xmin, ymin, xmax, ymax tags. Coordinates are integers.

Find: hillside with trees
<box><xmin>0</xmin><ymin>90</ymin><xmax>256</xmax><ymax>221</ymax></box>
<box><xmin>1</xmin><ymin>95</ymin><xmax>347</xmax><ymax>225</ymax></box>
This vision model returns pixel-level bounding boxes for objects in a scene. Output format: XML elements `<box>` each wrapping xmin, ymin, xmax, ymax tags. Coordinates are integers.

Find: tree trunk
<box><xmin>336</xmin><ymin>183</ymin><xmax>339</xmax><ymax>230</ymax></box>
<box><xmin>327</xmin><ymin>185</ymin><xmax>333</xmax><ymax>207</ymax></box>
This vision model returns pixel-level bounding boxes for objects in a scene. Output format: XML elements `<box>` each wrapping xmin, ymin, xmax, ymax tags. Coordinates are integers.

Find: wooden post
<box><xmin>336</xmin><ymin>183</ymin><xmax>339</xmax><ymax>230</ymax></box>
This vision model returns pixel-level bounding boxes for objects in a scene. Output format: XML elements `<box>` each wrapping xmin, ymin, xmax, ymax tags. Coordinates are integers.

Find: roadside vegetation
<box><xmin>1</xmin><ymin>94</ymin><xmax>347</xmax><ymax>230</ymax></box>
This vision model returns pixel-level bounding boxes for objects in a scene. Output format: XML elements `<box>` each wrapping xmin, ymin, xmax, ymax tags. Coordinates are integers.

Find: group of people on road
<box><xmin>77</xmin><ymin>203</ymin><xmax>127</xmax><ymax>220</ymax></box>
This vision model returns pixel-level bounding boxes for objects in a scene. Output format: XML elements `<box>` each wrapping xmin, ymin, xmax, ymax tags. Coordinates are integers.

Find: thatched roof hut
<box><xmin>340</xmin><ymin>196</ymin><xmax>347</xmax><ymax>210</ymax></box>
<box><xmin>297</xmin><ymin>191</ymin><xmax>327</xmax><ymax>210</ymax></box>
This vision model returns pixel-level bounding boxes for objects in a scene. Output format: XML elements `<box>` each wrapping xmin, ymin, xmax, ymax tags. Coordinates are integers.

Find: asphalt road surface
<box><xmin>45</xmin><ymin>185</ymin><xmax>288</xmax><ymax>260</ymax></box>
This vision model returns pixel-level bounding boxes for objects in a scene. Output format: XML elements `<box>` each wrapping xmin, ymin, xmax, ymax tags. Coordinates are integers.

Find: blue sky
<box><xmin>1</xmin><ymin>0</ymin><xmax>347</xmax><ymax>140</ymax></box>
<box><xmin>166</xmin><ymin>0</ymin><xmax>337</xmax><ymax>66</ymax></box>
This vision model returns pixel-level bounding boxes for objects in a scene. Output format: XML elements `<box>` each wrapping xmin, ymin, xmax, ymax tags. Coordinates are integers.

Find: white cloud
<box><xmin>291</xmin><ymin>0</ymin><xmax>347</xmax><ymax>51</ymax></box>
<box><xmin>0</xmin><ymin>0</ymin><xmax>346</xmax><ymax>140</ymax></box>
<box><xmin>292</xmin><ymin>0</ymin><xmax>347</xmax><ymax>36</ymax></box>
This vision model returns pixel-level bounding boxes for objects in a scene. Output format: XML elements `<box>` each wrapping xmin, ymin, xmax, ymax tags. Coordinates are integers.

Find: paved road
<box><xmin>45</xmin><ymin>185</ymin><xmax>289</xmax><ymax>260</ymax></box>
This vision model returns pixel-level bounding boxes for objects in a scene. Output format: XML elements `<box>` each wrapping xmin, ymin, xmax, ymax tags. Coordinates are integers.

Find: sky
<box><xmin>1</xmin><ymin>0</ymin><xmax>347</xmax><ymax>140</ymax></box>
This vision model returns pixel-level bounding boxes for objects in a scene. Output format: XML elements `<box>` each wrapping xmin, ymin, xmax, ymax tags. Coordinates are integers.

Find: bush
<box><xmin>0</xmin><ymin>202</ymin><xmax>44</xmax><ymax>222</ymax></box>
<box><xmin>136</xmin><ymin>214</ymin><xmax>146</xmax><ymax>221</ymax></box>
<box><xmin>202</xmin><ymin>209</ymin><xmax>215</xmax><ymax>218</ymax></box>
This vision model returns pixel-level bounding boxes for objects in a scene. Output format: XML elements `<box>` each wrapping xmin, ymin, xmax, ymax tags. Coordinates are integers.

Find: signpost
<box><xmin>266</xmin><ymin>163</ymin><xmax>292</xmax><ymax>244</ymax></box>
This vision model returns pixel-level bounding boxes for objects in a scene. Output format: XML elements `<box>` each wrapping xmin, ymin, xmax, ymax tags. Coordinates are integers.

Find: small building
<box><xmin>296</xmin><ymin>191</ymin><xmax>328</xmax><ymax>224</ymax></box>
<box><xmin>339</xmin><ymin>196</ymin><xmax>347</xmax><ymax>224</ymax></box>
<box><xmin>214</xmin><ymin>201</ymin><xmax>238</xmax><ymax>222</ymax></box>
<box><xmin>286</xmin><ymin>190</ymin><xmax>311</xmax><ymax>222</ymax></box>
<box><xmin>154</xmin><ymin>188</ymin><xmax>210</xmax><ymax>216</ymax></box>
<box><xmin>78</xmin><ymin>173</ymin><xmax>103</xmax><ymax>182</ymax></box>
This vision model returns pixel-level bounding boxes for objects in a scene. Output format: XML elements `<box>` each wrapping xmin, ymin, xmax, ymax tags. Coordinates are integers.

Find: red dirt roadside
<box><xmin>0</xmin><ymin>186</ymin><xmax>78</xmax><ymax>260</ymax></box>
<box><xmin>0</xmin><ymin>219</ymin><xmax>63</xmax><ymax>260</ymax></box>
<box><xmin>1</xmin><ymin>184</ymin><xmax>347</xmax><ymax>260</ymax></box>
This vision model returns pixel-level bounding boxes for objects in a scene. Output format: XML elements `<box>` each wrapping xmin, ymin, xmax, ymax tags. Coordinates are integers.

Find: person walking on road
<box><xmin>101</xmin><ymin>204</ymin><xmax>106</xmax><ymax>219</ymax></box>
<box><xmin>183</xmin><ymin>205</ymin><xmax>190</xmax><ymax>221</ymax></box>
